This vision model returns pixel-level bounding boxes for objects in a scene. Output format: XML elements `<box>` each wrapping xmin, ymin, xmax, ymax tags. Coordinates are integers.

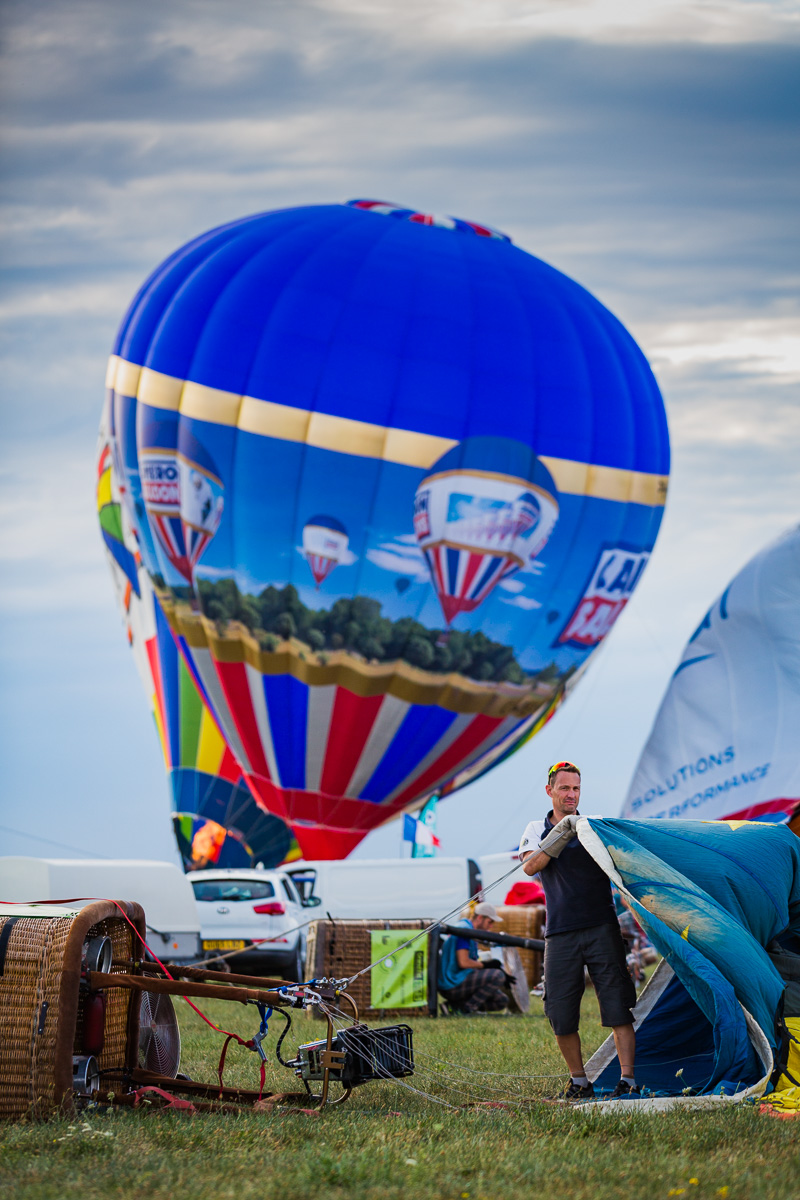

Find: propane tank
<box><xmin>79</xmin><ymin>935</ymin><xmax>111</xmax><ymax>1057</ymax></box>
<box><xmin>82</xmin><ymin>991</ymin><xmax>107</xmax><ymax>1056</ymax></box>
<box><xmin>82</xmin><ymin>935</ymin><xmax>112</xmax><ymax>976</ymax></box>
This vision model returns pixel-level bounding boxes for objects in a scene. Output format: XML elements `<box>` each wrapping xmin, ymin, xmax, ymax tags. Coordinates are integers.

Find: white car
<box><xmin>189</xmin><ymin>868</ymin><xmax>320</xmax><ymax>979</ymax></box>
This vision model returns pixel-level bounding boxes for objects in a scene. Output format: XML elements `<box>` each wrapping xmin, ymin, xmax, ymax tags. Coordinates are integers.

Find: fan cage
<box><xmin>138</xmin><ymin>990</ymin><xmax>181</xmax><ymax>1077</ymax></box>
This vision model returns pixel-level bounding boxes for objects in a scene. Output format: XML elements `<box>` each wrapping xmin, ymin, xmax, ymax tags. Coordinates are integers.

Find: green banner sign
<box><xmin>369</xmin><ymin>931</ymin><xmax>428</xmax><ymax>1009</ymax></box>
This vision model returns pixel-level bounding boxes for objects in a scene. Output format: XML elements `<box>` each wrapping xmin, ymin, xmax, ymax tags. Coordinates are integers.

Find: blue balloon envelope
<box><xmin>104</xmin><ymin>200</ymin><xmax>669</xmax><ymax>858</ymax></box>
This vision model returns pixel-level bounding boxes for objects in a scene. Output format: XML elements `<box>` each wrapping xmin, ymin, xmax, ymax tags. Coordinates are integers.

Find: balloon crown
<box><xmin>346</xmin><ymin>199</ymin><xmax>511</xmax><ymax>242</ymax></box>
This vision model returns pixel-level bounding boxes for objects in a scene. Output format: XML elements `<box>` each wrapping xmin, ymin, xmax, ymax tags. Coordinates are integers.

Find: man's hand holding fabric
<box><xmin>539</xmin><ymin>814</ymin><xmax>579</xmax><ymax>859</ymax></box>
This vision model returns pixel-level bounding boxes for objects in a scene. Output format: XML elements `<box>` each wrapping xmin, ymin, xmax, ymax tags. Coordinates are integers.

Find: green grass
<box><xmin>1</xmin><ymin>988</ymin><xmax>797</xmax><ymax>1200</ymax></box>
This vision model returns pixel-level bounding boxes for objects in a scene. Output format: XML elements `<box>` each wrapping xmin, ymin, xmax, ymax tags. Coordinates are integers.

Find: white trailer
<box><xmin>0</xmin><ymin>857</ymin><xmax>201</xmax><ymax>963</ymax></box>
<box><xmin>285</xmin><ymin>856</ymin><xmax>482</xmax><ymax>921</ymax></box>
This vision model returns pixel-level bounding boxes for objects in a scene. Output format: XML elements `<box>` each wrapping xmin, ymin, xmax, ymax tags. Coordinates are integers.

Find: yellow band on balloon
<box><xmin>106</xmin><ymin>354</ymin><xmax>668</xmax><ymax>506</ymax></box>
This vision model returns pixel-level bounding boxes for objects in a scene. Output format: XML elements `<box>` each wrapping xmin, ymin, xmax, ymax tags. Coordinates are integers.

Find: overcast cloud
<box><xmin>0</xmin><ymin>0</ymin><xmax>798</xmax><ymax>863</ymax></box>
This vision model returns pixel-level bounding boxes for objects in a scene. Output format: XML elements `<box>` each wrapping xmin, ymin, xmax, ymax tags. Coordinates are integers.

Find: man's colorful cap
<box><xmin>548</xmin><ymin>760</ymin><xmax>580</xmax><ymax>781</ymax></box>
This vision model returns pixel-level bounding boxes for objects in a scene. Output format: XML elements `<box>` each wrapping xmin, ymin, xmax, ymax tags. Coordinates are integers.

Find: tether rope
<box><xmin>324</xmin><ymin>1009</ymin><xmax>559</xmax><ymax>1108</ymax></box>
<box><xmin>320</xmin><ymin>1003</ymin><xmax>720</xmax><ymax>1107</ymax></box>
<box><xmin>318</xmin><ymin>1002</ymin><xmax>562</xmax><ymax>1108</ymax></box>
<box><xmin>316</xmin><ymin>1001</ymin><xmax>460</xmax><ymax>1109</ymax></box>
<box><xmin>184</xmin><ymin>916</ymin><xmax>321</xmax><ymax>968</ymax></box>
<box><xmin>188</xmin><ymin>858</ymin><xmax>526</xmax><ymax>978</ymax></box>
<box><xmin>343</xmin><ymin>861</ymin><xmax>524</xmax><ymax>987</ymax></box>
<box><xmin>323</xmin><ymin>1002</ymin><xmax>566</xmax><ymax>1087</ymax></box>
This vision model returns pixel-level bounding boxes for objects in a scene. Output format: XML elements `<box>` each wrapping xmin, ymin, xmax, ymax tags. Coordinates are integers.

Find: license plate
<box><xmin>202</xmin><ymin>939</ymin><xmax>246</xmax><ymax>950</ymax></box>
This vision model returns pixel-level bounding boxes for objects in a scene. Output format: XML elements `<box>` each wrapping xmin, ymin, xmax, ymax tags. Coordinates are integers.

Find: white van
<box><xmin>0</xmin><ymin>857</ymin><xmax>201</xmax><ymax>963</ymax></box>
<box><xmin>285</xmin><ymin>856</ymin><xmax>481</xmax><ymax>921</ymax></box>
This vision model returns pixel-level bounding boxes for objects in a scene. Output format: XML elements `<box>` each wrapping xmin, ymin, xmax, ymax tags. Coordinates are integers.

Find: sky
<box><xmin>0</xmin><ymin>0</ymin><xmax>798</xmax><ymax>867</ymax></box>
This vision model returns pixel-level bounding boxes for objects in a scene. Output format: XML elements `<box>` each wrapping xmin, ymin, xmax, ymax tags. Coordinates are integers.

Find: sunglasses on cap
<box><xmin>548</xmin><ymin>760</ymin><xmax>580</xmax><ymax>782</ymax></box>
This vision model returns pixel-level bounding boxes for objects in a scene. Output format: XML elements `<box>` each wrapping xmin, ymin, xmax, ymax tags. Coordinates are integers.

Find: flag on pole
<box><xmin>403</xmin><ymin>795</ymin><xmax>440</xmax><ymax>857</ymax></box>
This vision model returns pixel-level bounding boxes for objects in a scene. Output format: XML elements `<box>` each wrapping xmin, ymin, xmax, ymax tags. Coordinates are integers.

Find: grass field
<box><xmin>1</xmin><ymin>986</ymin><xmax>797</xmax><ymax>1200</ymax></box>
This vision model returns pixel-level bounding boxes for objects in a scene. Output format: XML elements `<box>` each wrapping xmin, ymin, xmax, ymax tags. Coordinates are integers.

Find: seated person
<box><xmin>438</xmin><ymin>902</ymin><xmax>511</xmax><ymax>1013</ymax></box>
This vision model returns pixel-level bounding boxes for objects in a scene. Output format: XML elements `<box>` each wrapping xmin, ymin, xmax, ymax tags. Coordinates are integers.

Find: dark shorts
<box><xmin>543</xmin><ymin>922</ymin><xmax>637</xmax><ymax>1036</ymax></box>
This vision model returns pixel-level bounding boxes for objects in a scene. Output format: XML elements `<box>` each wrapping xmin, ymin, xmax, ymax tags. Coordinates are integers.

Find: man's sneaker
<box><xmin>563</xmin><ymin>1080</ymin><xmax>595</xmax><ymax>1101</ymax></box>
<box><xmin>610</xmin><ymin>1079</ymin><xmax>640</xmax><ymax>1099</ymax></box>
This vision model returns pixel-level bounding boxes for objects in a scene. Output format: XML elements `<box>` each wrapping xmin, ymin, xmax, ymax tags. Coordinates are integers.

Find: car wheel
<box><xmin>286</xmin><ymin>944</ymin><xmax>304</xmax><ymax>984</ymax></box>
<box><xmin>203</xmin><ymin>951</ymin><xmax>231</xmax><ymax>974</ymax></box>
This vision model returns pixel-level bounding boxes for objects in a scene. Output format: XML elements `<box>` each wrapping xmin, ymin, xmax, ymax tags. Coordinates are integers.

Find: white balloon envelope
<box><xmin>623</xmin><ymin>524</ymin><xmax>800</xmax><ymax>823</ymax></box>
<box><xmin>302</xmin><ymin>515</ymin><xmax>351</xmax><ymax>587</ymax></box>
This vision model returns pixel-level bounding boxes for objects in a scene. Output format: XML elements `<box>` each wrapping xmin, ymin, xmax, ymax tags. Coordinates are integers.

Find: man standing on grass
<box><xmin>519</xmin><ymin>761</ymin><xmax>639</xmax><ymax>1100</ymax></box>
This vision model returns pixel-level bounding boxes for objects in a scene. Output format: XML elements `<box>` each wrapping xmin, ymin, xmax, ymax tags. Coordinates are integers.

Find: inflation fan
<box><xmin>138</xmin><ymin>990</ymin><xmax>181</xmax><ymax>1078</ymax></box>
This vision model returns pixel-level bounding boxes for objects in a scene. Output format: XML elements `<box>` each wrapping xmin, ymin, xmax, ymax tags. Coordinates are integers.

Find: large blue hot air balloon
<box><xmin>104</xmin><ymin>199</ymin><xmax>669</xmax><ymax>858</ymax></box>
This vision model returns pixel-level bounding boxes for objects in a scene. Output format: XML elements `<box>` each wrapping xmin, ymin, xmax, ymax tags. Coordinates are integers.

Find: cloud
<box><xmin>2</xmin><ymin>0</ymin><xmax>800</xmax><ymax>860</ymax></box>
<box><xmin>500</xmin><ymin>594</ymin><xmax>543</xmax><ymax>610</ymax></box>
<box><xmin>366</xmin><ymin>540</ymin><xmax>429</xmax><ymax>580</ymax></box>
<box><xmin>650</xmin><ymin>317</ymin><xmax>800</xmax><ymax>381</ymax></box>
<box><xmin>0</xmin><ymin>435</ymin><xmax>111</xmax><ymax>616</ymax></box>
<box><xmin>0</xmin><ymin>280</ymin><xmax>130</xmax><ymax>322</ymax></box>
<box><xmin>323</xmin><ymin>0</ymin><xmax>800</xmax><ymax>48</ymax></box>
<box><xmin>497</xmin><ymin>574</ymin><xmax>545</xmax><ymax>607</ymax></box>
<box><xmin>2</xmin><ymin>10</ymin><xmax>798</xmax><ymax>373</ymax></box>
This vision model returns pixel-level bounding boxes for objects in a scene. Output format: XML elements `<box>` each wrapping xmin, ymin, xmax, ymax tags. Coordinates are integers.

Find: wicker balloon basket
<box><xmin>305</xmin><ymin>919</ymin><xmax>436</xmax><ymax>1019</ymax></box>
<box><xmin>0</xmin><ymin>901</ymin><xmax>144</xmax><ymax>1121</ymax></box>
<box><xmin>494</xmin><ymin>905</ymin><xmax>546</xmax><ymax>987</ymax></box>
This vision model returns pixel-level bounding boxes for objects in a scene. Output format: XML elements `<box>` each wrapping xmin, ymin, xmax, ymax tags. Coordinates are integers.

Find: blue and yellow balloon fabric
<box><xmin>104</xmin><ymin>200</ymin><xmax>669</xmax><ymax>858</ymax></box>
<box><xmin>579</xmin><ymin>817</ymin><xmax>800</xmax><ymax>1105</ymax></box>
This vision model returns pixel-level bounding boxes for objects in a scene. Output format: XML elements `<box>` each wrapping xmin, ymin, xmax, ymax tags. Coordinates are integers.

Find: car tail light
<box><xmin>253</xmin><ymin>901</ymin><xmax>285</xmax><ymax>915</ymax></box>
